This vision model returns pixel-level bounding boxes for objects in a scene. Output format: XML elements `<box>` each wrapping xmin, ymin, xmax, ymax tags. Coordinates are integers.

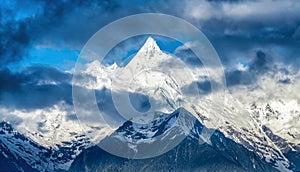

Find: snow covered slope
<box><xmin>77</xmin><ymin>37</ymin><xmax>296</xmax><ymax>171</ymax></box>
<box><xmin>0</xmin><ymin>121</ymin><xmax>90</xmax><ymax>171</ymax></box>
<box><xmin>70</xmin><ymin>108</ymin><xmax>280</xmax><ymax>172</ymax></box>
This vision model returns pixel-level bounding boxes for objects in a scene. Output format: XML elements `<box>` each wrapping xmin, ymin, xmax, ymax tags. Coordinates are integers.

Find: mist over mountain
<box><xmin>1</xmin><ymin>1</ymin><xmax>300</xmax><ymax>171</ymax></box>
<box><xmin>1</xmin><ymin>37</ymin><xmax>299</xmax><ymax>171</ymax></box>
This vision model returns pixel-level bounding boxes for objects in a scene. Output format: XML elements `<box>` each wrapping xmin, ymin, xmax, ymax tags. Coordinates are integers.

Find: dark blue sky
<box><xmin>0</xmin><ymin>0</ymin><xmax>300</xmax><ymax>109</ymax></box>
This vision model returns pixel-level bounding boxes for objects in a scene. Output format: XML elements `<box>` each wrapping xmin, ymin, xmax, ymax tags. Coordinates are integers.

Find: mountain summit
<box><xmin>137</xmin><ymin>37</ymin><xmax>162</xmax><ymax>56</ymax></box>
<box><xmin>126</xmin><ymin>37</ymin><xmax>173</xmax><ymax>72</ymax></box>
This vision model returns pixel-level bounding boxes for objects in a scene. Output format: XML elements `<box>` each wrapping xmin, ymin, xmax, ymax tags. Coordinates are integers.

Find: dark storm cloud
<box><xmin>0</xmin><ymin>66</ymin><xmax>72</xmax><ymax>109</ymax></box>
<box><xmin>278</xmin><ymin>78</ymin><xmax>291</xmax><ymax>84</ymax></box>
<box><xmin>0</xmin><ymin>0</ymin><xmax>69</xmax><ymax>66</ymax></box>
<box><xmin>0</xmin><ymin>69</ymin><xmax>27</xmax><ymax>91</ymax></box>
<box><xmin>0</xmin><ymin>0</ymin><xmax>125</xmax><ymax>66</ymax></box>
<box><xmin>0</xmin><ymin>0</ymin><xmax>185</xmax><ymax>67</ymax></box>
<box><xmin>37</xmin><ymin>0</ymin><xmax>188</xmax><ymax>51</ymax></box>
<box><xmin>225</xmin><ymin>50</ymin><xmax>272</xmax><ymax>86</ymax></box>
<box><xmin>181</xmin><ymin>50</ymin><xmax>275</xmax><ymax>94</ymax></box>
<box><xmin>3</xmin><ymin>0</ymin><xmax>299</xmax><ymax>68</ymax></box>
<box><xmin>0</xmin><ymin>15</ymin><xmax>31</xmax><ymax>66</ymax></box>
<box><xmin>22</xmin><ymin>66</ymin><xmax>72</xmax><ymax>84</ymax></box>
<box><xmin>174</xmin><ymin>49</ymin><xmax>203</xmax><ymax>67</ymax></box>
<box><xmin>205</xmin><ymin>27</ymin><xmax>300</xmax><ymax>67</ymax></box>
<box><xmin>182</xmin><ymin>80</ymin><xmax>212</xmax><ymax>95</ymax></box>
<box><xmin>182</xmin><ymin>0</ymin><xmax>300</xmax><ymax>67</ymax></box>
<box><xmin>249</xmin><ymin>51</ymin><xmax>269</xmax><ymax>72</ymax></box>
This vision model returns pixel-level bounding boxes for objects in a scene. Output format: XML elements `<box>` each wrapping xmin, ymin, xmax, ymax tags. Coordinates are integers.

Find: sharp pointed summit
<box><xmin>137</xmin><ymin>37</ymin><xmax>162</xmax><ymax>55</ymax></box>
<box><xmin>125</xmin><ymin>36</ymin><xmax>173</xmax><ymax>71</ymax></box>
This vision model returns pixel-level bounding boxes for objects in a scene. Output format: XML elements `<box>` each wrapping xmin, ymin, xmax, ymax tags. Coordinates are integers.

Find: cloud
<box><xmin>184</xmin><ymin>0</ymin><xmax>300</xmax><ymax>23</ymax></box>
<box><xmin>225</xmin><ymin>50</ymin><xmax>273</xmax><ymax>86</ymax></box>
<box><xmin>0</xmin><ymin>0</ymin><xmax>118</xmax><ymax>67</ymax></box>
<box><xmin>0</xmin><ymin>0</ymin><xmax>186</xmax><ymax>69</ymax></box>
<box><xmin>103</xmin><ymin>36</ymin><xmax>149</xmax><ymax>66</ymax></box>
<box><xmin>0</xmin><ymin>66</ymin><xmax>72</xmax><ymax>110</ymax></box>
<box><xmin>182</xmin><ymin>80</ymin><xmax>212</xmax><ymax>95</ymax></box>
<box><xmin>22</xmin><ymin>66</ymin><xmax>72</xmax><ymax>84</ymax></box>
<box><xmin>0</xmin><ymin>14</ymin><xmax>32</xmax><ymax>66</ymax></box>
<box><xmin>1</xmin><ymin>0</ymin><xmax>300</xmax><ymax>108</ymax></box>
<box><xmin>34</xmin><ymin>0</ymin><xmax>183</xmax><ymax>50</ymax></box>
<box><xmin>181</xmin><ymin>0</ymin><xmax>300</xmax><ymax>68</ymax></box>
<box><xmin>174</xmin><ymin>42</ymin><xmax>204</xmax><ymax>67</ymax></box>
<box><xmin>2</xmin><ymin>0</ymin><xmax>299</xmax><ymax>70</ymax></box>
<box><xmin>278</xmin><ymin>78</ymin><xmax>291</xmax><ymax>84</ymax></box>
<box><xmin>0</xmin><ymin>69</ymin><xmax>27</xmax><ymax>92</ymax></box>
<box><xmin>180</xmin><ymin>49</ymin><xmax>296</xmax><ymax>96</ymax></box>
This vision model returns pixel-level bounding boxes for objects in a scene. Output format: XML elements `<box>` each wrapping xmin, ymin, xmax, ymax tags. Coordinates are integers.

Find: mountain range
<box><xmin>0</xmin><ymin>37</ymin><xmax>299</xmax><ymax>171</ymax></box>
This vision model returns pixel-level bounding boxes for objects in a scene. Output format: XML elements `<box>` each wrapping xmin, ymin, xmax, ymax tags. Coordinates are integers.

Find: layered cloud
<box><xmin>0</xmin><ymin>67</ymin><xmax>72</xmax><ymax>110</ymax></box>
<box><xmin>184</xmin><ymin>0</ymin><xmax>300</xmax><ymax>22</ymax></box>
<box><xmin>0</xmin><ymin>0</ymin><xmax>299</xmax><ymax>113</ymax></box>
<box><xmin>1</xmin><ymin>0</ymin><xmax>299</xmax><ymax>68</ymax></box>
<box><xmin>182</xmin><ymin>0</ymin><xmax>300</xmax><ymax>68</ymax></box>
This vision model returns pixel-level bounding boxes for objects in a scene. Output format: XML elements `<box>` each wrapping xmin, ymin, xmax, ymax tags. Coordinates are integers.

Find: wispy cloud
<box><xmin>184</xmin><ymin>0</ymin><xmax>300</xmax><ymax>23</ymax></box>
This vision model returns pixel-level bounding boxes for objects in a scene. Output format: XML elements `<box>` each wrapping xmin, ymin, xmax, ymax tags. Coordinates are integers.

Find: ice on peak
<box><xmin>137</xmin><ymin>37</ymin><xmax>162</xmax><ymax>55</ymax></box>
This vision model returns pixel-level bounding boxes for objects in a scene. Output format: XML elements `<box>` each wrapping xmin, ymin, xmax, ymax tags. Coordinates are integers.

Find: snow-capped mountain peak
<box><xmin>17</xmin><ymin>37</ymin><xmax>296</xmax><ymax>171</ymax></box>
<box><xmin>136</xmin><ymin>37</ymin><xmax>162</xmax><ymax>55</ymax></box>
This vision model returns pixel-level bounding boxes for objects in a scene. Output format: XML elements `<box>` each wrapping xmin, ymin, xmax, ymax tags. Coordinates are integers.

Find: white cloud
<box><xmin>174</xmin><ymin>41</ymin><xmax>199</xmax><ymax>54</ymax></box>
<box><xmin>185</xmin><ymin>1</ymin><xmax>219</xmax><ymax>21</ymax></box>
<box><xmin>236</xmin><ymin>62</ymin><xmax>249</xmax><ymax>71</ymax></box>
<box><xmin>0</xmin><ymin>101</ymin><xmax>113</xmax><ymax>147</ymax></box>
<box><xmin>228</xmin><ymin>63</ymin><xmax>300</xmax><ymax>144</ymax></box>
<box><xmin>184</xmin><ymin>0</ymin><xmax>300</xmax><ymax>22</ymax></box>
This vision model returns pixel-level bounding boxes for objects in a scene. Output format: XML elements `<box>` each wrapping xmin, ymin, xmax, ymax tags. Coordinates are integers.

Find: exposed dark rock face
<box><xmin>70</xmin><ymin>111</ymin><xmax>280</xmax><ymax>172</ymax></box>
